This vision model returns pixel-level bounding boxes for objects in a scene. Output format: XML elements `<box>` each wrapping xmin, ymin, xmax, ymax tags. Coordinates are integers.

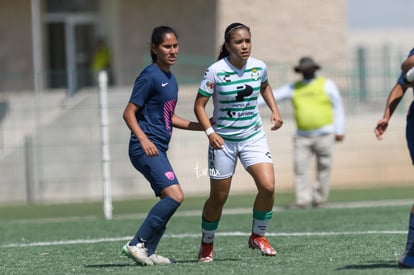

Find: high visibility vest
<box><xmin>92</xmin><ymin>48</ymin><xmax>110</xmax><ymax>72</ymax></box>
<box><xmin>292</xmin><ymin>77</ymin><xmax>333</xmax><ymax>131</ymax></box>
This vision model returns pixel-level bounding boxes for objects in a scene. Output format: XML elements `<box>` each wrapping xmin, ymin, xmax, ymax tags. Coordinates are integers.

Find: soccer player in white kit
<box><xmin>194</xmin><ymin>22</ymin><xmax>284</xmax><ymax>262</ymax></box>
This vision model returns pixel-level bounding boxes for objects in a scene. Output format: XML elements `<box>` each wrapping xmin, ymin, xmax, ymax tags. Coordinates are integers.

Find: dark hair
<box><xmin>150</xmin><ymin>26</ymin><xmax>178</xmax><ymax>63</ymax></box>
<box><xmin>217</xmin><ymin>22</ymin><xmax>250</xmax><ymax>60</ymax></box>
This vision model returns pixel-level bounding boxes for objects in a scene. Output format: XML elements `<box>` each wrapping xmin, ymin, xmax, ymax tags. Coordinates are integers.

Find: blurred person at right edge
<box><xmin>375</xmin><ymin>47</ymin><xmax>414</xmax><ymax>268</ymax></box>
<box><xmin>258</xmin><ymin>57</ymin><xmax>345</xmax><ymax>209</ymax></box>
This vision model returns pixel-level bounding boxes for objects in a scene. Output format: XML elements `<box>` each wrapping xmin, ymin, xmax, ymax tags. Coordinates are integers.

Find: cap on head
<box><xmin>294</xmin><ymin>57</ymin><xmax>321</xmax><ymax>73</ymax></box>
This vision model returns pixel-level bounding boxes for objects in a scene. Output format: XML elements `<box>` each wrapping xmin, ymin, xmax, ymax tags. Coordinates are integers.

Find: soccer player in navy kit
<box><xmin>122</xmin><ymin>26</ymin><xmax>202</xmax><ymax>265</ymax></box>
<box><xmin>194</xmin><ymin>22</ymin><xmax>283</xmax><ymax>262</ymax></box>
<box><xmin>375</xmin><ymin>47</ymin><xmax>414</xmax><ymax>268</ymax></box>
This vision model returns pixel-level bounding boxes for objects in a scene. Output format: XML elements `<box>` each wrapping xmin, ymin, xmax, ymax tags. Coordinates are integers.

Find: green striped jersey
<box><xmin>198</xmin><ymin>57</ymin><xmax>267</xmax><ymax>142</ymax></box>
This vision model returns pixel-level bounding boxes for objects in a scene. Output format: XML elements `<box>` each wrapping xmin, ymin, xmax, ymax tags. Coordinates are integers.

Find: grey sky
<box><xmin>347</xmin><ymin>0</ymin><xmax>414</xmax><ymax>30</ymax></box>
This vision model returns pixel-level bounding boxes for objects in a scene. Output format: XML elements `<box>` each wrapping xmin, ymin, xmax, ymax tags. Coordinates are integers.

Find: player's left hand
<box><xmin>270</xmin><ymin>118</ymin><xmax>283</xmax><ymax>131</ymax></box>
<box><xmin>335</xmin><ymin>135</ymin><xmax>344</xmax><ymax>142</ymax></box>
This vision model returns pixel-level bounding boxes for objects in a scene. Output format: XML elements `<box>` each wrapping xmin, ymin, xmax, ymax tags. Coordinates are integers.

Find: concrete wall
<box><xmin>217</xmin><ymin>0</ymin><xmax>347</xmax><ymax>66</ymax></box>
<box><xmin>0</xmin><ymin>0</ymin><xmax>348</xmax><ymax>91</ymax></box>
<box><xmin>113</xmin><ymin>0</ymin><xmax>218</xmax><ymax>85</ymax></box>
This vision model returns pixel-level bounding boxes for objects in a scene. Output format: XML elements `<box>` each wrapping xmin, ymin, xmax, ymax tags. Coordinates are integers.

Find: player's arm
<box><xmin>194</xmin><ymin>93</ymin><xmax>224</xmax><ymax>149</ymax></box>
<box><xmin>375</xmin><ymin>52</ymin><xmax>414</xmax><ymax>140</ymax></box>
<box><xmin>375</xmin><ymin>83</ymin><xmax>407</xmax><ymax>140</ymax></box>
<box><xmin>123</xmin><ymin>102</ymin><xmax>159</xmax><ymax>156</ymax></box>
<box><xmin>260</xmin><ymin>81</ymin><xmax>283</xmax><ymax>131</ymax></box>
<box><xmin>172</xmin><ymin>114</ymin><xmax>203</xmax><ymax>131</ymax></box>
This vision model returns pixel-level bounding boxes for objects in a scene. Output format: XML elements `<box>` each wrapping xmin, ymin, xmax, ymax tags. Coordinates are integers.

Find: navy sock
<box><xmin>406</xmin><ymin>210</ymin><xmax>414</xmax><ymax>253</ymax></box>
<box><xmin>130</xmin><ymin>196</ymin><xmax>180</xmax><ymax>247</ymax></box>
<box><xmin>147</xmin><ymin>227</ymin><xmax>166</xmax><ymax>256</ymax></box>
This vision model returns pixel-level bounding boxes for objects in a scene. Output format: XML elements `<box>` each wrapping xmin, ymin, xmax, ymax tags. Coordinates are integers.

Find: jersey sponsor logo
<box><xmin>164</xmin><ymin>171</ymin><xmax>175</xmax><ymax>180</ymax></box>
<box><xmin>235</xmin><ymin>85</ymin><xmax>253</xmax><ymax>102</ymax></box>
<box><xmin>162</xmin><ymin>82</ymin><xmax>169</xmax><ymax>87</ymax></box>
<box><xmin>227</xmin><ymin>109</ymin><xmax>254</xmax><ymax>119</ymax></box>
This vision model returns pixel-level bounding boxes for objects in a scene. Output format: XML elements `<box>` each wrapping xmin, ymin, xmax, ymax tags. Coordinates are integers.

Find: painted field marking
<box><xmin>1</xmin><ymin>230</ymin><xmax>406</xmax><ymax>248</ymax></box>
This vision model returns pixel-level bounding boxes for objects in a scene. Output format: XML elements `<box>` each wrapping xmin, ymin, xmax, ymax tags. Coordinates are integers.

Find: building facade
<box><xmin>0</xmin><ymin>0</ymin><xmax>347</xmax><ymax>93</ymax></box>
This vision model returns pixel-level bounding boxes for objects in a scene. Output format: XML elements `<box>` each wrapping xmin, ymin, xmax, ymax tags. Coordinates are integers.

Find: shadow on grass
<box><xmin>336</xmin><ymin>260</ymin><xmax>398</xmax><ymax>270</ymax></box>
<box><xmin>175</xmin><ymin>258</ymin><xmax>241</xmax><ymax>263</ymax></box>
<box><xmin>85</xmin><ymin>263</ymin><xmax>135</xmax><ymax>268</ymax></box>
<box><xmin>84</xmin><ymin>257</ymin><xmax>241</xmax><ymax>268</ymax></box>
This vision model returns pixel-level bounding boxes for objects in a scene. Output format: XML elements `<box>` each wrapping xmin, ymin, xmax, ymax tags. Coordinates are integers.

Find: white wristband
<box><xmin>405</xmin><ymin>67</ymin><xmax>414</xmax><ymax>83</ymax></box>
<box><xmin>205</xmin><ymin>127</ymin><xmax>215</xmax><ymax>136</ymax></box>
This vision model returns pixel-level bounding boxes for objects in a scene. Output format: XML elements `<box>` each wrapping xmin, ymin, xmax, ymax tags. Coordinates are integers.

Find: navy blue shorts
<box><xmin>129</xmin><ymin>151</ymin><xmax>179</xmax><ymax>197</ymax></box>
<box><xmin>406</xmin><ymin>102</ymin><xmax>414</xmax><ymax>164</ymax></box>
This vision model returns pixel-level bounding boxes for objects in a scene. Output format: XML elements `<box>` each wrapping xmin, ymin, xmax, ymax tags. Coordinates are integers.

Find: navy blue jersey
<box><xmin>397</xmin><ymin>48</ymin><xmax>414</xmax><ymax>85</ymax></box>
<box><xmin>128</xmin><ymin>63</ymin><xmax>178</xmax><ymax>154</ymax></box>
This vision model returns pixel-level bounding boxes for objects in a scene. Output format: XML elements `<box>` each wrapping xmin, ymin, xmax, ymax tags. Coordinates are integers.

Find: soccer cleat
<box><xmin>125</xmin><ymin>242</ymin><xmax>154</xmax><ymax>266</ymax></box>
<box><xmin>149</xmin><ymin>253</ymin><xmax>176</xmax><ymax>264</ymax></box>
<box><xmin>121</xmin><ymin>243</ymin><xmax>129</xmax><ymax>257</ymax></box>
<box><xmin>122</xmin><ymin>243</ymin><xmax>175</xmax><ymax>265</ymax></box>
<box><xmin>198</xmin><ymin>242</ymin><xmax>214</xmax><ymax>262</ymax></box>
<box><xmin>248</xmin><ymin>233</ymin><xmax>277</xmax><ymax>256</ymax></box>
<box><xmin>398</xmin><ymin>252</ymin><xmax>414</xmax><ymax>268</ymax></box>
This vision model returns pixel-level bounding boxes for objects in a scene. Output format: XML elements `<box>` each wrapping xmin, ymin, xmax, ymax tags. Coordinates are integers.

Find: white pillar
<box><xmin>98</xmin><ymin>70</ymin><xmax>113</xmax><ymax>220</ymax></box>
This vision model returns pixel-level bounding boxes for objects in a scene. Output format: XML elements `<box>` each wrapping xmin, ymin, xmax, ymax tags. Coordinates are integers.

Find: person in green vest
<box><xmin>91</xmin><ymin>38</ymin><xmax>112</xmax><ymax>84</ymax></box>
<box><xmin>259</xmin><ymin>56</ymin><xmax>345</xmax><ymax>208</ymax></box>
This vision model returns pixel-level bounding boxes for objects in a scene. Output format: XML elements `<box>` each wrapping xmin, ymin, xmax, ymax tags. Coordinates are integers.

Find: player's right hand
<box><xmin>140</xmin><ymin>139</ymin><xmax>159</xmax><ymax>156</ymax></box>
<box><xmin>375</xmin><ymin>119</ymin><xmax>389</xmax><ymax>140</ymax></box>
<box><xmin>208</xmin><ymin>133</ymin><xmax>224</xmax><ymax>150</ymax></box>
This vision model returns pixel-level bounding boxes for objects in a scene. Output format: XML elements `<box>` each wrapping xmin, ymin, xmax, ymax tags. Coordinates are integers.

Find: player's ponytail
<box><xmin>217</xmin><ymin>44</ymin><xmax>229</xmax><ymax>60</ymax></box>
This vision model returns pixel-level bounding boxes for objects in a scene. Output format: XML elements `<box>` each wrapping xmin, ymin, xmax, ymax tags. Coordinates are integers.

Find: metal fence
<box><xmin>0</xmin><ymin>47</ymin><xmax>413</xmax><ymax>206</ymax></box>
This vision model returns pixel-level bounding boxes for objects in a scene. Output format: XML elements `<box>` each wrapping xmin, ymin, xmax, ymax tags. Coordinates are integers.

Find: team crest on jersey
<box><xmin>164</xmin><ymin>171</ymin><xmax>175</xmax><ymax>180</ymax></box>
<box><xmin>251</xmin><ymin>69</ymin><xmax>259</xmax><ymax>81</ymax></box>
<box><xmin>206</xmin><ymin>81</ymin><xmax>215</xmax><ymax>92</ymax></box>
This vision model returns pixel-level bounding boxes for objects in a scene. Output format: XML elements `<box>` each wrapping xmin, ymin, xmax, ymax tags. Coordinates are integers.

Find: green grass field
<box><xmin>1</xmin><ymin>186</ymin><xmax>414</xmax><ymax>274</ymax></box>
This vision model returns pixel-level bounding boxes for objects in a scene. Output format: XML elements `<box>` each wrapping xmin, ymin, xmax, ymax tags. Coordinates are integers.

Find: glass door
<box><xmin>46</xmin><ymin>13</ymin><xmax>97</xmax><ymax>95</ymax></box>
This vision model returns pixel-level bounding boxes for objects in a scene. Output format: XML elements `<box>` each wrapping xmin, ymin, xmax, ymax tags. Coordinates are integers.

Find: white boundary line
<box><xmin>1</xmin><ymin>230</ymin><xmax>407</xmax><ymax>249</ymax></box>
<box><xmin>2</xmin><ymin>199</ymin><xmax>413</xmax><ymax>225</ymax></box>
<box><xmin>1</xmin><ymin>199</ymin><xmax>411</xmax><ymax>249</ymax></box>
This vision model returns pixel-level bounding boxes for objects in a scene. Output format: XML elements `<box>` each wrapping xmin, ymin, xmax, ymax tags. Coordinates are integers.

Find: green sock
<box><xmin>201</xmin><ymin>217</ymin><xmax>219</xmax><ymax>244</ymax></box>
<box><xmin>252</xmin><ymin>210</ymin><xmax>272</xmax><ymax>236</ymax></box>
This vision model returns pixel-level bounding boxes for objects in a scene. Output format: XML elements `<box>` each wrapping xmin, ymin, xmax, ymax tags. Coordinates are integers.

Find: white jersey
<box><xmin>198</xmin><ymin>57</ymin><xmax>267</xmax><ymax>142</ymax></box>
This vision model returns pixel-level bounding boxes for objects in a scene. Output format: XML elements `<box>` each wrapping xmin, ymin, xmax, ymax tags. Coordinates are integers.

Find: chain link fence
<box><xmin>0</xmin><ymin>47</ymin><xmax>413</xmax><ymax>205</ymax></box>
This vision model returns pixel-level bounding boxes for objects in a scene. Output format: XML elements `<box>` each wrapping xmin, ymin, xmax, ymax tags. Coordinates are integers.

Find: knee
<box><xmin>172</xmin><ymin>193</ymin><xmax>184</xmax><ymax>204</ymax></box>
<box><xmin>162</xmin><ymin>192</ymin><xmax>184</xmax><ymax>204</ymax></box>
<box><xmin>161</xmin><ymin>185</ymin><xmax>184</xmax><ymax>203</ymax></box>
<box><xmin>258</xmin><ymin>182</ymin><xmax>275</xmax><ymax>197</ymax></box>
<box><xmin>208</xmin><ymin>193</ymin><xmax>229</xmax><ymax>207</ymax></box>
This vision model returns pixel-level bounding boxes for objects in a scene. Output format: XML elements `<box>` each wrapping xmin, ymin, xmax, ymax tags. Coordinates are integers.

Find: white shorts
<box><xmin>208</xmin><ymin>134</ymin><xmax>273</xmax><ymax>179</ymax></box>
